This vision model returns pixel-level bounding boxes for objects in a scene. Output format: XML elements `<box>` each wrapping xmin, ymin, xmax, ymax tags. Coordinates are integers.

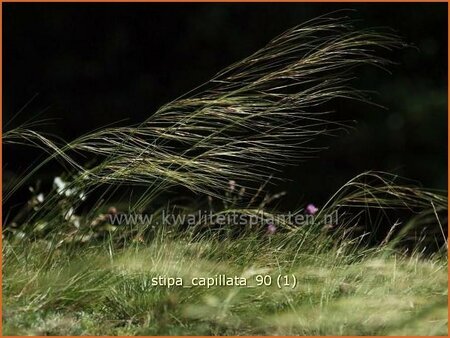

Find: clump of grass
<box><xmin>3</xmin><ymin>15</ymin><xmax>445</xmax><ymax>249</ymax></box>
<box><xmin>4</xmin><ymin>15</ymin><xmax>404</xmax><ymax>205</ymax></box>
<box><xmin>70</xmin><ymin>16</ymin><xmax>403</xmax><ymax>196</ymax></box>
<box><xmin>2</xmin><ymin>14</ymin><xmax>447</xmax><ymax>336</ymax></box>
<box><xmin>3</xmin><ymin>228</ymin><xmax>447</xmax><ymax>335</ymax></box>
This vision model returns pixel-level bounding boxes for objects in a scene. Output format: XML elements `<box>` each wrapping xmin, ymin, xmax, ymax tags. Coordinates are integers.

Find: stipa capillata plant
<box><xmin>4</xmin><ymin>15</ymin><xmax>400</xmax><ymax>195</ymax></box>
<box><xmin>2</xmin><ymin>14</ymin><xmax>446</xmax><ymax>249</ymax></box>
<box><xmin>2</xmin><ymin>12</ymin><xmax>448</xmax><ymax>336</ymax></box>
<box><xmin>68</xmin><ymin>15</ymin><xmax>404</xmax><ymax>198</ymax></box>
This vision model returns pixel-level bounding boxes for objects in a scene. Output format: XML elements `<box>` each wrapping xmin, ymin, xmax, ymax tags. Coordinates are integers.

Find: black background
<box><xmin>3</xmin><ymin>3</ymin><xmax>448</xmax><ymax>210</ymax></box>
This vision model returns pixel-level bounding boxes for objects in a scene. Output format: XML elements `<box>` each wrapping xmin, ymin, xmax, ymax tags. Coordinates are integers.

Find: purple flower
<box><xmin>305</xmin><ymin>203</ymin><xmax>319</xmax><ymax>215</ymax></box>
<box><xmin>267</xmin><ymin>223</ymin><xmax>276</xmax><ymax>235</ymax></box>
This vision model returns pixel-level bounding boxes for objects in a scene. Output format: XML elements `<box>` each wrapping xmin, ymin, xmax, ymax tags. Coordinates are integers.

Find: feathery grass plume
<box><xmin>60</xmin><ymin>15</ymin><xmax>404</xmax><ymax>199</ymax></box>
<box><xmin>3</xmin><ymin>126</ymin><xmax>84</xmax><ymax>202</ymax></box>
<box><xmin>3</xmin><ymin>14</ymin><xmax>448</xmax><ymax>336</ymax></box>
<box><xmin>316</xmin><ymin>171</ymin><xmax>448</xmax><ymax>251</ymax></box>
<box><xmin>186</xmin><ymin>172</ymin><xmax>447</xmax><ymax>250</ymax></box>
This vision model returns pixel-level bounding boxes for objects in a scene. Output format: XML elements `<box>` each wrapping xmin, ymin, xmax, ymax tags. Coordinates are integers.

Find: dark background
<box><xmin>3</xmin><ymin>3</ymin><xmax>448</xmax><ymax>210</ymax></box>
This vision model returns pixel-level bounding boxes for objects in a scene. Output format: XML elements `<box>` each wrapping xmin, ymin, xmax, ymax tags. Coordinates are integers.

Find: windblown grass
<box><xmin>4</xmin><ymin>15</ymin><xmax>405</xmax><ymax>207</ymax></box>
<box><xmin>2</xmin><ymin>14</ymin><xmax>447</xmax><ymax>336</ymax></box>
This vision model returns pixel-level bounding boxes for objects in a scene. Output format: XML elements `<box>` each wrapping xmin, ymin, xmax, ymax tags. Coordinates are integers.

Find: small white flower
<box><xmin>64</xmin><ymin>207</ymin><xmax>74</xmax><ymax>220</ymax></box>
<box><xmin>72</xmin><ymin>217</ymin><xmax>81</xmax><ymax>229</ymax></box>
<box><xmin>53</xmin><ymin>176</ymin><xmax>87</xmax><ymax>200</ymax></box>
<box><xmin>53</xmin><ymin>176</ymin><xmax>67</xmax><ymax>194</ymax></box>
<box><xmin>36</xmin><ymin>193</ymin><xmax>44</xmax><ymax>203</ymax></box>
<box><xmin>65</xmin><ymin>188</ymin><xmax>75</xmax><ymax>197</ymax></box>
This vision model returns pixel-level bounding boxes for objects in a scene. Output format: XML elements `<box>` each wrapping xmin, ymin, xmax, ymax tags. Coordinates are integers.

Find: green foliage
<box><xmin>2</xmin><ymin>14</ymin><xmax>447</xmax><ymax>336</ymax></box>
<box><xmin>3</xmin><ymin>230</ymin><xmax>447</xmax><ymax>335</ymax></box>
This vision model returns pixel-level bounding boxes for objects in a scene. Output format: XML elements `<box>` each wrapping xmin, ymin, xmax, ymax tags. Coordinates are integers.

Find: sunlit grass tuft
<box><xmin>3</xmin><ymin>229</ymin><xmax>447</xmax><ymax>335</ymax></box>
